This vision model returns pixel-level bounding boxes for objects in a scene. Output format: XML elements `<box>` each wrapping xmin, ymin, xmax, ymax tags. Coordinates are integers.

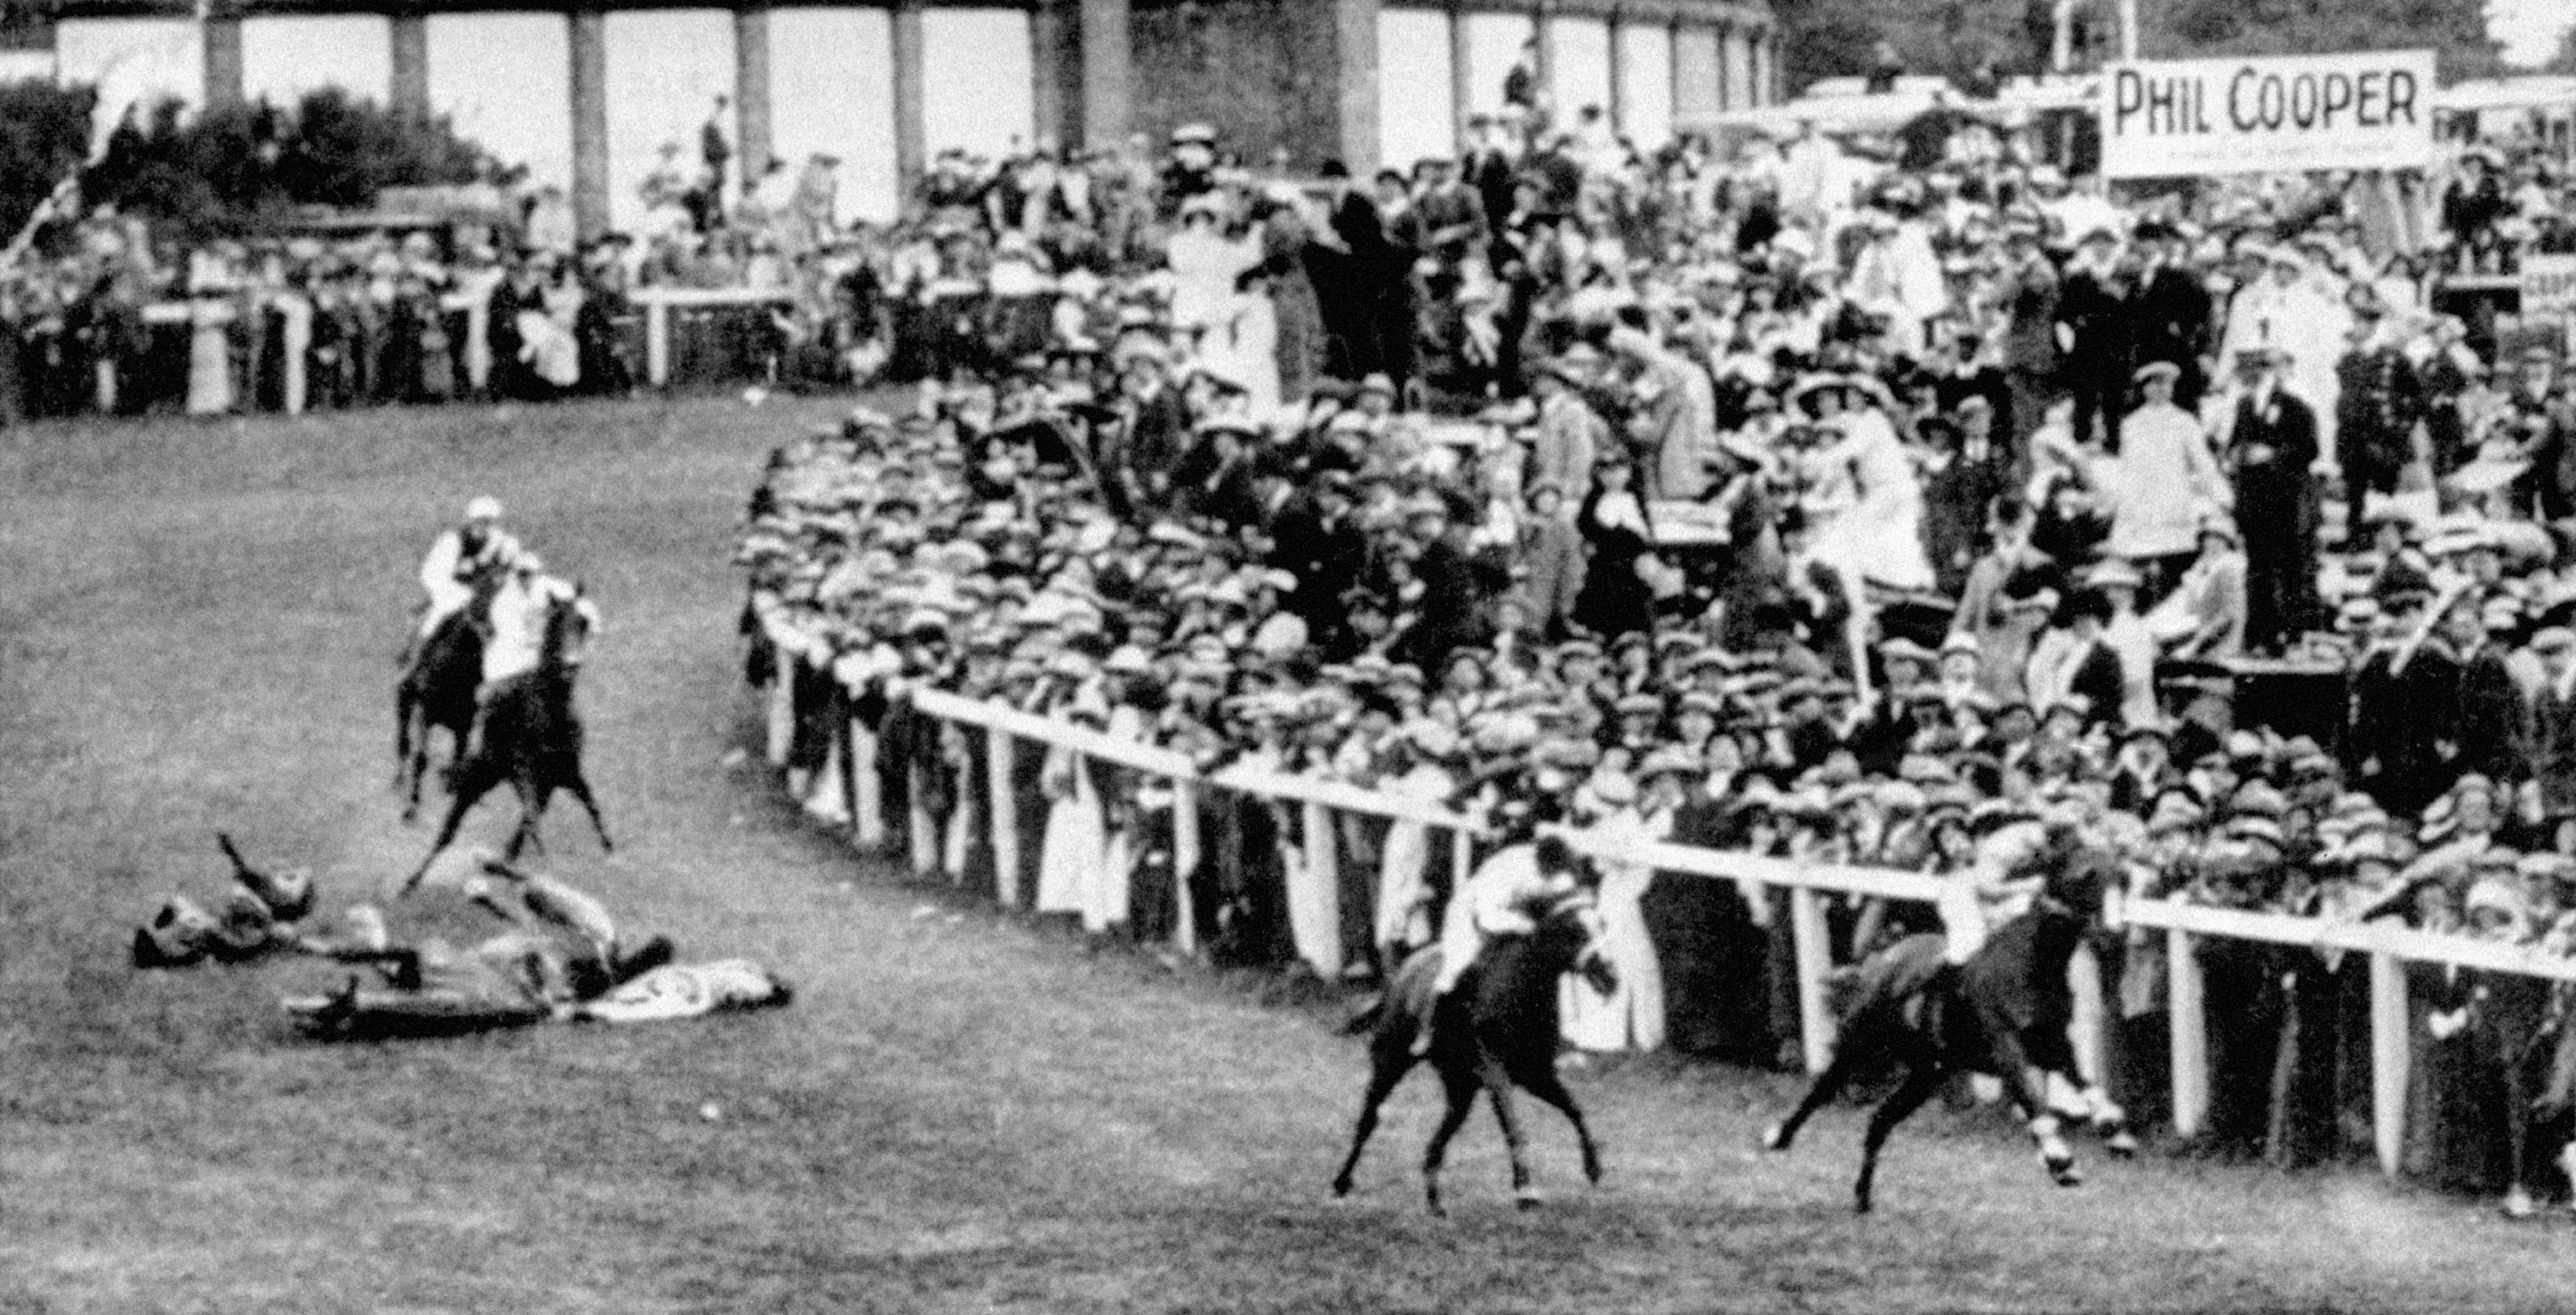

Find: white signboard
<box><xmin>2524</xmin><ymin>254</ymin><xmax>2576</xmax><ymax>319</ymax></box>
<box><xmin>2099</xmin><ymin>50</ymin><xmax>2437</xmax><ymax>180</ymax></box>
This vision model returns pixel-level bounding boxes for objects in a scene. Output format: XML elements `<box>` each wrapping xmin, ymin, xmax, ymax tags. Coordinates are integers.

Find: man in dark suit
<box><xmin>1102</xmin><ymin>345</ymin><xmax>1191</xmax><ymax>518</ymax></box>
<box><xmin>1264</xmin><ymin>467</ymin><xmax>1363</xmax><ymax>641</ymax></box>
<box><xmin>2129</xmin><ymin>220</ymin><xmax>2214</xmax><ymax>408</ymax></box>
<box><xmin>1998</xmin><ymin>223</ymin><xmax>2061</xmax><ymax>464</ymax></box>
<box><xmin>2223</xmin><ymin>347</ymin><xmax>2321</xmax><ymax>653</ymax></box>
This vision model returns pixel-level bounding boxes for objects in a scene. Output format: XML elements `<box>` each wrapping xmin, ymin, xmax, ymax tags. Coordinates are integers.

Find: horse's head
<box><xmin>539</xmin><ymin>583</ymin><xmax>593</xmax><ymax>671</ymax></box>
<box><xmin>2033</xmin><ymin>830</ymin><xmax>2113</xmax><ymax>929</ymax></box>
<box><xmin>1532</xmin><ymin>879</ymin><xmax>1618</xmax><ymax>999</ymax></box>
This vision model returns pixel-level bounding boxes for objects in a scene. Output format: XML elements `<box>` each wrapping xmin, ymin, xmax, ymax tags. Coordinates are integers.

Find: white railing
<box><xmin>749</xmin><ymin>598</ymin><xmax>2576</xmax><ymax>1179</ymax></box>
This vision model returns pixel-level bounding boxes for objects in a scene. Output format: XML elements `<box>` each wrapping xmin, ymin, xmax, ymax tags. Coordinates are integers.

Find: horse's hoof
<box><xmin>1853</xmin><ymin>1193</ymin><xmax>1873</xmax><ymax>1215</ymax></box>
<box><xmin>2104</xmin><ymin>1131</ymin><xmax>2140</xmax><ymax>1159</ymax></box>
<box><xmin>1515</xmin><ymin>1187</ymin><xmax>1544</xmax><ymax>1211</ymax></box>
<box><xmin>2502</xmin><ymin>1187</ymin><xmax>2538</xmax><ymax>1220</ymax></box>
<box><xmin>2047</xmin><ymin>1160</ymin><xmax>2084</xmax><ymax>1188</ymax></box>
<box><xmin>1759</xmin><ymin>1121</ymin><xmax>1790</xmax><ymax>1153</ymax></box>
<box><xmin>1331</xmin><ymin>1176</ymin><xmax>1354</xmax><ymax>1199</ymax></box>
<box><xmin>1584</xmin><ymin>1160</ymin><xmax>1604</xmax><ymax>1187</ymax></box>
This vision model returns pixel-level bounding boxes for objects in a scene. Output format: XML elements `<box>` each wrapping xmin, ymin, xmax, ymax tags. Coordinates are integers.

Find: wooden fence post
<box><xmin>850</xmin><ymin>716</ymin><xmax>885</xmax><ymax>850</ymax></box>
<box><xmin>907</xmin><ymin>759</ymin><xmax>939</xmax><ymax>877</ymax></box>
<box><xmin>1298</xmin><ymin>800</ymin><xmax>1343</xmax><ymax>981</ymax></box>
<box><xmin>764</xmin><ymin>655</ymin><xmax>796</xmax><ymax>768</ymax></box>
<box><xmin>2066</xmin><ymin>939</ymin><xmax>2107</xmax><ymax>1091</ymax></box>
<box><xmin>2168</xmin><ymin>927</ymin><xmax>2209</xmax><ymax>1138</ymax></box>
<box><xmin>1171</xmin><ymin>779</ymin><xmax>1200</xmax><ymax>956</ymax></box>
<box><xmin>1788</xmin><ymin>885</ymin><xmax>1834</xmax><ymax>1074</ymax></box>
<box><xmin>2371</xmin><ymin>951</ymin><xmax>2409</xmax><ymax>1177</ymax></box>
<box><xmin>988</xmin><ymin>729</ymin><xmax>1021</xmax><ymax>907</ymax></box>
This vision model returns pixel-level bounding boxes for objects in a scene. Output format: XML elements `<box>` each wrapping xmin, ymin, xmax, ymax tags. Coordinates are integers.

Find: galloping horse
<box><xmin>403</xmin><ymin>586</ymin><xmax>612</xmax><ymax>893</ymax></box>
<box><xmin>395</xmin><ymin>564</ymin><xmax>508</xmax><ymax>822</ymax></box>
<box><xmin>1332</xmin><ymin>872</ymin><xmax>1619</xmax><ymax>1216</ymax></box>
<box><xmin>1761</xmin><ymin>842</ymin><xmax>2133</xmax><ymax>1213</ymax></box>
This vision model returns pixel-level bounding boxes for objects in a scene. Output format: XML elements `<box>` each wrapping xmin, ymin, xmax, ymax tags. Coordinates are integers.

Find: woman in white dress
<box><xmin>1560</xmin><ymin>765</ymin><xmax>1667</xmax><ymax>1052</ymax></box>
<box><xmin>1800</xmin><ymin>377</ymin><xmax>1935</xmax><ymax>592</ymax></box>
<box><xmin>1033</xmin><ymin>666</ymin><xmax>1108</xmax><ymax>918</ymax></box>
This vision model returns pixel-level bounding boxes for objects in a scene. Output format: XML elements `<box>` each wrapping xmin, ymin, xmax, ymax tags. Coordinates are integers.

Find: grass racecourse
<box><xmin>12</xmin><ymin>394</ymin><xmax>2576</xmax><ymax>1314</ymax></box>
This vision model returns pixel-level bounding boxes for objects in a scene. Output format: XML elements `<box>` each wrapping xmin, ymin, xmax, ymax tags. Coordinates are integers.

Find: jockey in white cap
<box><xmin>1937</xmin><ymin>820</ymin><xmax>2053</xmax><ymax>966</ymax></box>
<box><xmin>417</xmin><ymin>495</ymin><xmax>522</xmax><ymax>641</ymax></box>
<box><xmin>1415</xmin><ymin>834</ymin><xmax>1594</xmax><ymax>1055</ymax></box>
<box><xmin>480</xmin><ymin>550</ymin><xmax>601</xmax><ymax>699</ymax></box>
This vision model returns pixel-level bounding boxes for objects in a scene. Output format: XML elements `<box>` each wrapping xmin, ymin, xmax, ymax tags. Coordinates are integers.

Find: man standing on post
<box><xmin>2222</xmin><ymin>347</ymin><xmax>2319</xmax><ymax>653</ymax></box>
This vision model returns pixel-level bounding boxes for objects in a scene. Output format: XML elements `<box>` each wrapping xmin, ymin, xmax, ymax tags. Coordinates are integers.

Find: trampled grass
<box><xmin>5</xmin><ymin>395</ymin><xmax>2576</xmax><ymax>1313</ymax></box>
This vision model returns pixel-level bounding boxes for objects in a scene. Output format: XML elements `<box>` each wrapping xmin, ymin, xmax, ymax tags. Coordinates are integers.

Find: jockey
<box><xmin>1415</xmin><ymin>834</ymin><xmax>1590</xmax><ymax>1055</ymax></box>
<box><xmin>480</xmin><ymin>552</ymin><xmax>601</xmax><ymax>701</ymax></box>
<box><xmin>1937</xmin><ymin>820</ymin><xmax>2053</xmax><ymax>966</ymax></box>
<box><xmin>417</xmin><ymin>495</ymin><xmax>523</xmax><ymax>640</ymax></box>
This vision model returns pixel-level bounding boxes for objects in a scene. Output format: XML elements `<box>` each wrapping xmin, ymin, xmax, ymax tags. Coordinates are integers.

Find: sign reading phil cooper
<box><xmin>2100</xmin><ymin>50</ymin><xmax>2436</xmax><ymax>180</ymax></box>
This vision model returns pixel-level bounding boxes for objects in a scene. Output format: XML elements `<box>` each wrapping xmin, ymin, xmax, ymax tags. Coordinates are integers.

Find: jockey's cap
<box><xmin>464</xmin><ymin>495</ymin><xmax>503</xmax><ymax>522</ymax></box>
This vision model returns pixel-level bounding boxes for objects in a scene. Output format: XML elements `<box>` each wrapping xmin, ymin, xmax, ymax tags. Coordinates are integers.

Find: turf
<box><xmin>6</xmin><ymin>395</ymin><xmax>2576</xmax><ymax>1314</ymax></box>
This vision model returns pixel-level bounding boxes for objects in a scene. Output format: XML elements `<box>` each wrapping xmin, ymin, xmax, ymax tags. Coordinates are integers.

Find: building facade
<box><xmin>26</xmin><ymin>0</ymin><xmax>1777</xmax><ymax>235</ymax></box>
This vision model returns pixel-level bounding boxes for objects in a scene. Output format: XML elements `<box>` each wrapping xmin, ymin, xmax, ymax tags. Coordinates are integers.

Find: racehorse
<box><xmin>403</xmin><ymin>586</ymin><xmax>612</xmax><ymax>893</ymax></box>
<box><xmin>1331</xmin><ymin>881</ymin><xmax>1618</xmax><ymax>1216</ymax></box>
<box><xmin>1761</xmin><ymin>840</ymin><xmax>2134</xmax><ymax>1213</ymax></box>
<box><xmin>395</xmin><ymin>564</ymin><xmax>507</xmax><ymax>822</ymax></box>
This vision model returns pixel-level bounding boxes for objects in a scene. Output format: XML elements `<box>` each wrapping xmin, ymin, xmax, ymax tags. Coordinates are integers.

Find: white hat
<box><xmin>465</xmin><ymin>496</ymin><xmax>503</xmax><ymax>521</ymax></box>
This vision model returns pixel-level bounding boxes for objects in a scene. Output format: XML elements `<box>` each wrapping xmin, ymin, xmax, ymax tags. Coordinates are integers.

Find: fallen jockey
<box><xmin>132</xmin><ymin>833</ymin><xmax>369</xmax><ymax>968</ymax></box>
<box><xmin>284</xmin><ymin>854</ymin><xmax>788</xmax><ymax>1038</ymax></box>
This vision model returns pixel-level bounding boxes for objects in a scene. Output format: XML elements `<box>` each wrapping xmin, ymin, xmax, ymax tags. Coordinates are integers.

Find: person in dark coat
<box><xmin>2223</xmin><ymin>347</ymin><xmax>2321</xmax><ymax>653</ymax></box>
<box><xmin>1263</xmin><ymin>468</ymin><xmax>1364</xmax><ymax>646</ymax></box>
<box><xmin>2347</xmin><ymin>593</ymin><xmax>2455</xmax><ymax>818</ymax></box>
<box><xmin>1998</xmin><ymin>224</ymin><xmax>2062</xmax><ymax>464</ymax></box>
<box><xmin>1393</xmin><ymin>494</ymin><xmax>1487</xmax><ymax>674</ymax></box>
<box><xmin>1572</xmin><ymin>452</ymin><xmax>1657</xmax><ymax>640</ymax></box>
<box><xmin>2128</xmin><ymin>221</ymin><xmax>2214</xmax><ymax>408</ymax></box>
<box><xmin>2057</xmin><ymin>230</ymin><xmax>2134</xmax><ymax>449</ymax></box>
<box><xmin>2334</xmin><ymin>293</ymin><xmax>2426</xmax><ymax>503</ymax></box>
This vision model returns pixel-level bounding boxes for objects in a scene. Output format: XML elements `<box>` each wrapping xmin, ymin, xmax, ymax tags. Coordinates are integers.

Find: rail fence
<box><xmin>747</xmin><ymin>596</ymin><xmax>2576</xmax><ymax>1180</ymax></box>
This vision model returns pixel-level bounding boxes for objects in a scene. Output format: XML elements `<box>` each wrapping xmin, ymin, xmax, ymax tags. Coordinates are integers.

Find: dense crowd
<box><xmin>730</xmin><ymin>100</ymin><xmax>2576</xmax><ymax>1205</ymax></box>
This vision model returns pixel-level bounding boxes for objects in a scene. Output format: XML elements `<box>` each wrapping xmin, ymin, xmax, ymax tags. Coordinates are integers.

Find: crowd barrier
<box><xmin>746</xmin><ymin>594</ymin><xmax>2576</xmax><ymax>1180</ymax></box>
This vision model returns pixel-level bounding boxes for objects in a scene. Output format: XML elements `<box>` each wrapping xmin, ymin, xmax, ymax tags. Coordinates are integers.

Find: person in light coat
<box><xmin>2105</xmin><ymin>361</ymin><xmax>2234</xmax><ymax>595</ymax></box>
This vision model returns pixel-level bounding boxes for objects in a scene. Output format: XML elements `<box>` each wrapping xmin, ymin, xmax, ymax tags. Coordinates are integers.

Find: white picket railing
<box><xmin>749</xmin><ymin>603</ymin><xmax>2576</xmax><ymax>1180</ymax></box>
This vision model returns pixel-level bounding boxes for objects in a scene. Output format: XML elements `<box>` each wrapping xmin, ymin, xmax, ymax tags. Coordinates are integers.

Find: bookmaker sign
<box><xmin>2100</xmin><ymin>50</ymin><xmax>2437</xmax><ymax>180</ymax></box>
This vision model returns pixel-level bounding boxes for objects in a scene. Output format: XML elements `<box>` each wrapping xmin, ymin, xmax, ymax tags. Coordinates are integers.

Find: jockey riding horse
<box><xmin>1761</xmin><ymin>820</ymin><xmax>2134</xmax><ymax>1212</ymax></box>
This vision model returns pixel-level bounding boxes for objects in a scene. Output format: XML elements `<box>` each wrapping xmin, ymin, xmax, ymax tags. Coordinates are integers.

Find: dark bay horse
<box><xmin>396</xmin><ymin>566</ymin><xmax>508</xmax><ymax>822</ymax></box>
<box><xmin>404</xmin><ymin>586</ymin><xmax>612</xmax><ymax>893</ymax></box>
<box><xmin>1761</xmin><ymin>848</ymin><xmax>2132</xmax><ymax>1213</ymax></box>
<box><xmin>1332</xmin><ymin>875</ymin><xmax>1618</xmax><ymax>1216</ymax></box>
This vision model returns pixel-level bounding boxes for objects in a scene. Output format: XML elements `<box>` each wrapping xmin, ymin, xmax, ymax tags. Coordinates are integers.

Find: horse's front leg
<box><xmin>503</xmin><ymin>776</ymin><xmax>547</xmax><ymax>862</ymax></box>
<box><xmin>1991</xmin><ymin>1031</ymin><xmax>2080</xmax><ymax>1186</ymax></box>
<box><xmin>1473</xmin><ymin>1045</ymin><xmax>1540</xmax><ymax>1208</ymax></box>
<box><xmin>1518</xmin><ymin>1064</ymin><xmax>1603</xmax><ymax>1186</ymax></box>
<box><xmin>1421</xmin><ymin>1070</ymin><xmax>1479</xmax><ymax>1217</ymax></box>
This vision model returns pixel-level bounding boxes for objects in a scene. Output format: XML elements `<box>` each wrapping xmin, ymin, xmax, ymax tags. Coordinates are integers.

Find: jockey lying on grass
<box><xmin>288</xmin><ymin>854</ymin><xmax>790</xmax><ymax>1034</ymax></box>
<box><xmin>1415</xmin><ymin>835</ymin><xmax>1593</xmax><ymax>1055</ymax></box>
<box><xmin>417</xmin><ymin>495</ymin><xmax>521</xmax><ymax>642</ymax></box>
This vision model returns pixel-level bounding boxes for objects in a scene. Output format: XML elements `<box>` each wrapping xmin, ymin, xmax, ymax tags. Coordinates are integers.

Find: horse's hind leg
<box><xmin>1420</xmin><ymin>1070</ymin><xmax>1479</xmax><ymax>1217</ymax></box>
<box><xmin>564</xmin><ymin>771</ymin><xmax>614</xmax><ymax>853</ymax></box>
<box><xmin>1332</xmin><ymin>1047</ymin><xmax>1414</xmax><ymax>1198</ymax></box>
<box><xmin>1853</xmin><ymin>1063</ymin><xmax>1946</xmax><ymax>1214</ymax></box>
<box><xmin>1517</xmin><ymin>1065</ymin><xmax>1604</xmax><ymax>1186</ymax></box>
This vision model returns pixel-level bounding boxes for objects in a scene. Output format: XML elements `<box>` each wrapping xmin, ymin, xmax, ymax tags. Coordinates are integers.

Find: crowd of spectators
<box><xmin>732</xmin><ymin>97</ymin><xmax>2576</xmax><ymax>1205</ymax></box>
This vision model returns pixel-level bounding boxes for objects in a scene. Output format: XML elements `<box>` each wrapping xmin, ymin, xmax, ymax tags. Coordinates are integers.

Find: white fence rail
<box><xmin>750</xmin><ymin>606</ymin><xmax>2576</xmax><ymax>1180</ymax></box>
